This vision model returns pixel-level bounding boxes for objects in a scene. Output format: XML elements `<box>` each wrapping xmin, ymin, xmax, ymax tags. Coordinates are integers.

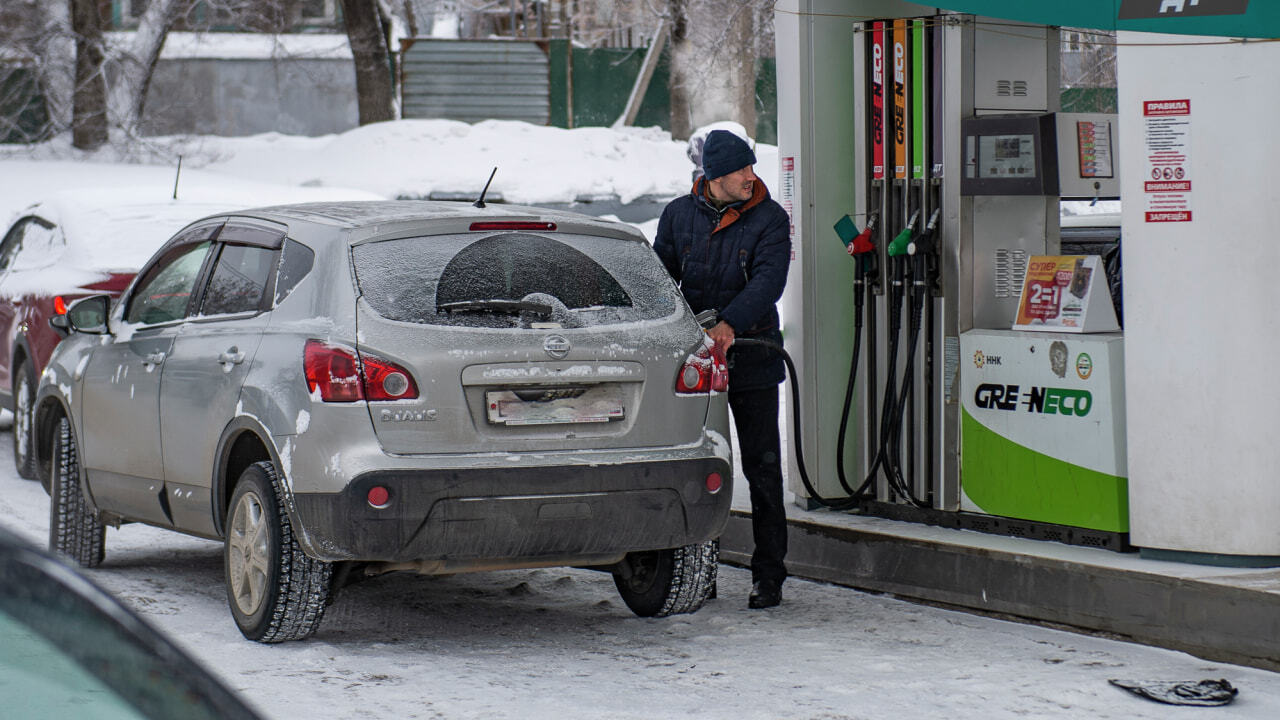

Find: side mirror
<box><xmin>61</xmin><ymin>295</ymin><xmax>110</xmax><ymax>335</ymax></box>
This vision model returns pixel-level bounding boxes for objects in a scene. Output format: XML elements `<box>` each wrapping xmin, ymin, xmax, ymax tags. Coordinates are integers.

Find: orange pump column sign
<box><xmin>892</xmin><ymin>19</ymin><xmax>908</xmax><ymax>180</ymax></box>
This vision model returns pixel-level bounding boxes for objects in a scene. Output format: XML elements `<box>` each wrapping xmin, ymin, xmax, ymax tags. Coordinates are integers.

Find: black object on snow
<box><xmin>1109</xmin><ymin>678</ymin><xmax>1239</xmax><ymax>706</ymax></box>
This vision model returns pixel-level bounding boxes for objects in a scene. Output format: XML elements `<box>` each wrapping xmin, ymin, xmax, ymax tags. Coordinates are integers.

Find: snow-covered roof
<box><xmin>105</xmin><ymin>31</ymin><xmax>353</xmax><ymax>60</ymax></box>
<box><xmin>2</xmin><ymin>177</ymin><xmax>381</xmax><ymax>297</ymax></box>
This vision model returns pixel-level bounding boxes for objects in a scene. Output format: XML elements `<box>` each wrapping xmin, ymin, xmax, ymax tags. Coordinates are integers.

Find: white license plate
<box><xmin>485</xmin><ymin>385</ymin><xmax>625</xmax><ymax>425</ymax></box>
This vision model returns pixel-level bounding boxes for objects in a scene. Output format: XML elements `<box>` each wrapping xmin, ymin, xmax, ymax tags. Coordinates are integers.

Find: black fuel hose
<box><xmin>732</xmin><ymin>336</ymin><xmax>864</xmax><ymax>510</ymax></box>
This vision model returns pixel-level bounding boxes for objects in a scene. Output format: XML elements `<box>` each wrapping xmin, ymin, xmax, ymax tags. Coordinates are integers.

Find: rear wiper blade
<box><xmin>438</xmin><ymin>299</ymin><xmax>553</xmax><ymax>316</ymax></box>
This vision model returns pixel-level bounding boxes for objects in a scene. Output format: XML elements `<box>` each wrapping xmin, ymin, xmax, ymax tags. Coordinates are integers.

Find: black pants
<box><xmin>729</xmin><ymin>386</ymin><xmax>787</xmax><ymax>587</ymax></box>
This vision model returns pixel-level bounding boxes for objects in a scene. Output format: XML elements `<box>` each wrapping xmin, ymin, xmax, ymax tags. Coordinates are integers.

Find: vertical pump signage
<box><xmin>893</xmin><ymin>19</ymin><xmax>908</xmax><ymax>180</ymax></box>
<box><xmin>911</xmin><ymin>19</ymin><xmax>927</xmax><ymax>180</ymax></box>
<box><xmin>931</xmin><ymin>21</ymin><xmax>944</xmax><ymax>178</ymax></box>
<box><xmin>870</xmin><ymin>22</ymin><xmax>886</xmax><ymax>180</ymax></box>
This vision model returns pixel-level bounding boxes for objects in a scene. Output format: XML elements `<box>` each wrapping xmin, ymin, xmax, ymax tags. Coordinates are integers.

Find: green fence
<box><xmin>548</xmin><ymin>40</ymin><xmax>778</xmax><ymax>145</ymax></box>
<box><xmin>1061</xmin><ymin>87</ymin><xmax>1118</xmax><ymax>114</ymax></box>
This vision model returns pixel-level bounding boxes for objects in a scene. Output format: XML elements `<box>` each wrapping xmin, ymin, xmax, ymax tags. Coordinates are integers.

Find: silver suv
<box><xmin>36</xmin><ymin>201</ymin><xmax>732</xmax><ymax>642</ymax></box>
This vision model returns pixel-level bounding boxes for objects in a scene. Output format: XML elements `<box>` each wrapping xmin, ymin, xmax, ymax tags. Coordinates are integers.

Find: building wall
<box><xmin>139</xmin><ymin>57</ymin><xmax>358</xmax><ymax>137</ymax></box>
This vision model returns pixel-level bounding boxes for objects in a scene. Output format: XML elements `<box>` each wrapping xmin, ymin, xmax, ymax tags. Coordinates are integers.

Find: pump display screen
<box><xmin>960</xmin><ymin>114</ymin><xmax>1059</xmax><ymax>196</ymax></box>
<box><xmin>977</xmin><ymin>134</ymin><xmax>1036</xmax><ymax>178</ymax></box>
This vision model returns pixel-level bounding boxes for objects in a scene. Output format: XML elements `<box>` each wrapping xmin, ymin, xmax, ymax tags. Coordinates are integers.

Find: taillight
<box><xmin>53</xmin><ymin>296</ymin><xmax>67</xmax><ymax>315</ymax></box>
<box><xmin>304</xmin><ymin>340</ymin><xmax>418</xmax><ymax>402</ymax></box>
<box><xmin>469</xmin><ymin>221</ymin><xmax>556</xmax><ymax>231</ymax></box>
<box><xmin>361</xmin><ymin>354</ymin><xmax>419</xmax><ymax>401</ymax></box>
<box><xmin>675</xmin><ymin>336</ymin><xmax>728</xmax><ymax>395</ymax></box>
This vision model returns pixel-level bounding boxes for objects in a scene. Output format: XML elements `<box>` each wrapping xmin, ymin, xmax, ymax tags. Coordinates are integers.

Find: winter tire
<box><xmin>613</xmin><ymin>539</ymin><xmax>718</xmax><ymax>617</ymax></box>
<box><xmin>48</xmin><ymin>417</ymin><xmax>104</xmax><ymax>567</ymax></box>
<box><xmin>225</xmin><ymin>461</ymin><xmax>331</xmax><ymax>642</ymax></box>
<box><xmin>13</xmin><ymin>360</ymin><xmax>36</xmax><ymax>479</ymax></box>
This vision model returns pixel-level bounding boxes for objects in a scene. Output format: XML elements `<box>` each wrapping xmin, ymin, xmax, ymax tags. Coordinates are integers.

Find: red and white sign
<box><xmin>780</xmin><ymin>156</ymin><xmax>796</xmax><ymax>254</ymax></box>
<box><xmin>870</xmin><ymin>22</ymin><xmax>886</xmax><ymax>180</ymax></box>
<box><xmin>1143</xmin><ymin>98</ymin><xmax>1192</xmax><ymax>223</ymax></box>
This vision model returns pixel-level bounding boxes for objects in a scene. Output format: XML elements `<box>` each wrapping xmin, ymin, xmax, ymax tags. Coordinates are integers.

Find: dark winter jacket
<box><xmin>654</xmin><ymin>177</ymin><xmax>791</xmax><ymax>391</ymax></box>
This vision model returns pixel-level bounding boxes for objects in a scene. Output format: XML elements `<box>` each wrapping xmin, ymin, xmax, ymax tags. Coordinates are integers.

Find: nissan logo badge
<box><xmin>544</xmin><ymin>334</ymin><xmax>570</xmax><ymax>359</ymax></box>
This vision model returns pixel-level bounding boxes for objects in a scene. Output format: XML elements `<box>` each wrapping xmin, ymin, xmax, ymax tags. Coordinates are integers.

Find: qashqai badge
<box><xmin>544</xmin><ymin>334</ymin><xmax>570</xmax><ymax>359</ymax></box>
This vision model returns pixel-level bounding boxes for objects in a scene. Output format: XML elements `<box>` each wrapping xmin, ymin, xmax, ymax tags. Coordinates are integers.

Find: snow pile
<box><xmin>0</xmin><ymin>120</ymin><xmax>781</xmax><ymax>208</ymax></box>
<box><xmin>190</xmin><ymin>119</ymin><xmax>767</xmax><ymax>205</ymax></box>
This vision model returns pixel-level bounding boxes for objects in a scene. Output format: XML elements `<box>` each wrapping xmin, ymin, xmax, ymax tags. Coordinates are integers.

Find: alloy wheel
<box><xmin>227</xmin><ymin>490</ymin><xmax>270</xmax><ymax>616</ymax></box>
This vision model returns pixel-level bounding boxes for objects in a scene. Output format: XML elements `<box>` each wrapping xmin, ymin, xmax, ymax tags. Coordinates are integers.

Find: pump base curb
<box><xmin>720</xmin><ymin>510</ymin><xmax>1280</xmax><ymax>672</ymax></box>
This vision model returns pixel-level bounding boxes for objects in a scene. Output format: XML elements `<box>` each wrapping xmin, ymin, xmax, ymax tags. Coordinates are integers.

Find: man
<box><xmin>653</xmin><ymin>129</ymin><xmax>791</xmax><ymax>609</ymax></box>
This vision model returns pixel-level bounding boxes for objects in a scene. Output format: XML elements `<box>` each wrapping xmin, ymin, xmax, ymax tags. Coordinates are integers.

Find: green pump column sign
<box><xmin>959</xmin><ymin>329</ymin><xmax>1129</xmax><ymax>532</ymax></box>
<box><xmin>911</xmin><ymin>19</ymin><xmax>927</xmax><ymax>180</ymax></box>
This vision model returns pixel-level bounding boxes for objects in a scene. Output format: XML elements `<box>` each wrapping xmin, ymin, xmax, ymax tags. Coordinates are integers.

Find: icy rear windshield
<box><xmin>351</xmin><ymin>232</ymin><xmax>682</xmax><ymax>328</ymax></box>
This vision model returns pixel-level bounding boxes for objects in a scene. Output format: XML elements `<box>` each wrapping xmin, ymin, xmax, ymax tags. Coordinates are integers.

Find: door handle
<box><xmin>143</xmin><ymin>351</ymin><xmax>166</xmax><ymax>366</ymax></box>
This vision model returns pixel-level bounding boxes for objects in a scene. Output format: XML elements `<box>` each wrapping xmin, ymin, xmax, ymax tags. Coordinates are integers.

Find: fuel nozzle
<box><xmin>910</xmin><ymin>208</ymin><xmax>943</xmax><ymax>293</ymax></box>
<box><xmin>833</xmin><ymin>214</ymin><xmax>877</xmax><ymax>255</ymax></box>
<box><xmin>834</xmin><ymin>213</ymin><xmax>880</xmax><ymax>300</ymax></box>
<box><xmin>849</xmin><ymin>214</ymin><xmax>877</xmax><ymax>256</ymax></box>
<box><xmin>887</xmin><ymin>210</ymin><xmax>919</xmax><ymax>258</ymax></box>
<box><xmin>908</xmin><ymin>208</ymin><xmax>942</xmax><ymax>257</ymax></box>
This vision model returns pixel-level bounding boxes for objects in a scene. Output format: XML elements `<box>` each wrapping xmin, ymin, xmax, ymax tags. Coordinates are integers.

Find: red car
<box><xmin>0</xmin><ymin>186</ymin><xmax>379</xmax><ymax>478</ymax></box>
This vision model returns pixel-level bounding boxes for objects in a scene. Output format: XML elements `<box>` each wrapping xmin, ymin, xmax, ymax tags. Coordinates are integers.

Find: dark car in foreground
<box><xmin>37</xmin><ymin>201</ymin><xmax>733</xmax><ymax>642</ymax></box>
<box><xmin>0</xmin><ymin>525</ymin><xmax>262</xmax><ymax>718</ymax></box>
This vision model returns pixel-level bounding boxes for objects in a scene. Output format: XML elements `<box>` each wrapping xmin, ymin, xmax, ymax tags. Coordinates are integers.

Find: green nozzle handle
<box><xmin>887</xmin><ymin>225</ymin><xmax>913</xmax><ymax>257</ymax></box>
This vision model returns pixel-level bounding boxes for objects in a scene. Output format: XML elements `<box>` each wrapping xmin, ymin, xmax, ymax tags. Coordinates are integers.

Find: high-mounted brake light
<box><xmin>675</xmin><ymin>336</ymin><xmax>729</xmax><ymax>395</ymax></box>
<box><xmin>469</xmin><ymin>221</ymin><xmax>557</xmax><ymax>232</ymax></box>
<box><xmin>53</xmin><ymin>296</ymin><xmax>68</xmax><ymax>315</ymax></box>
<box><xmin>304</xmin><ymin>340</ymin><xmax>419</xmax><ymax>402</ymax></box>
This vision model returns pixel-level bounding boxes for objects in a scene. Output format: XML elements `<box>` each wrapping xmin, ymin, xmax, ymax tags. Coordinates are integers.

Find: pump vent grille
<box><xmin>994</xmin><ymin>248</ymin><xmax>1028</xmax><ymax>299</ymax></box>
<box><xmin>995</xmin><ymin>80</ymin><xmax>1029</xmax><ymax>97</ymax></box>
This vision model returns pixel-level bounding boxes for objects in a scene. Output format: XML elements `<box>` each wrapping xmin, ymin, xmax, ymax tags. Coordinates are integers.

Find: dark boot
<box><xmin>748</xmin><ymin>580</ymin><xmax>781</xmax><ymax>609</ymax></box>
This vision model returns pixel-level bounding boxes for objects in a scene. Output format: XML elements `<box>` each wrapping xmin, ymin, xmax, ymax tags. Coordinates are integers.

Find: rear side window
<box><xmin>274</xmin><ymin>239</ymin><xmax>314</xmax><ymax>305</ymax></box>
<box><xmin>352</xmin><ymin>232</ymin><xmax>681</xmax><ymax>328</ymax></box>
<box><xmin>200</xmin><ymin>244</ymin><xmax>276</xmax><ymax>316</ymax></box>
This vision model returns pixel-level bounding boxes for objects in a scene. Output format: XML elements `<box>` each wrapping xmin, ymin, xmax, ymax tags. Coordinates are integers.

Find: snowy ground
<box><xmin>1</xmin><ymin>123</ymin><xmax>1277</xmax><ymax>717</ymax></box>
<box><xmin>1</xmin><ymin>436</ymin><xmax>1278</xmax><ymax>719</ymax></box>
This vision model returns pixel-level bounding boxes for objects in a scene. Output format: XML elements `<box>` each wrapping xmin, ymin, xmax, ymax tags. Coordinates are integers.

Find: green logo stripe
<box><xmin>962</xmin><ymin>408</ymin><xmax>1129</xmax><ymax>532</ymax></box>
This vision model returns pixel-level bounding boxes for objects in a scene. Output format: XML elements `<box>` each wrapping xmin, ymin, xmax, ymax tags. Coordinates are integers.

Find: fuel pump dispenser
<box><xmin>784</xmin><ymin>9</ymin><xmax>1132</xmax><ymax>550</ymax></box>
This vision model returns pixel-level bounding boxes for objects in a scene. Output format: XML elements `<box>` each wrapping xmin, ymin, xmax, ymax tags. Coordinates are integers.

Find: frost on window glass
<box><xmin>201</xmin><ymin>244</ymin><xmax>275</xmax><ymax>316</ymax></box>
<box><xmin>353</xmin><ymin>232</ymin><xmax>680</xmax><ymax>328</ymax></box>
<box><xmin>275</xmin><ymin>239</ymin><xmax>315</xmax><ymax>305</ymax></box>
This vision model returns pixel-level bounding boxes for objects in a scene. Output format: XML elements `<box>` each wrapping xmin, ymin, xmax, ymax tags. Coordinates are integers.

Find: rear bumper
<box><xmin>291</xmin><ymin>456</ymin><xmax>732</xmax><ymax>566</ymax></box>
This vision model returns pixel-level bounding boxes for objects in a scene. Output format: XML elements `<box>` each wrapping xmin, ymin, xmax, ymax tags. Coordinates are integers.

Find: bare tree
<box><xmin>110</xmin><ymin>0</ymin><xmax>199</xmax><ymax>135</ymax></box>
<box><xmin>666</xmin><ymin>0</ymin><xmax>762</xmax><ymax>140</ymax></box>
<box><xmin>69</xmin><ymin>0</ymin><xmax>107</xmax><ymax>148</ymax></box>
<box><xmin>343</xmin><ymin>0</ymin><xmax>396</xmax><ymax>125</ymax></box>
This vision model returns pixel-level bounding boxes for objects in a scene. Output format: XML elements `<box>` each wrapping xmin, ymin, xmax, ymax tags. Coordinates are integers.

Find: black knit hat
<box><xmin>701</xmin><ymin>130</ymin><xmax>756</xmax><ymax>180</ymax></box>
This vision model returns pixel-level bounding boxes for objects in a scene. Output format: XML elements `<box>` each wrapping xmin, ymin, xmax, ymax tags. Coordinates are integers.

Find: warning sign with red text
<box><xmin>1143</xmin><ymin>99</ymin><xmax>1192</xmax><ymax>223</ymax></box>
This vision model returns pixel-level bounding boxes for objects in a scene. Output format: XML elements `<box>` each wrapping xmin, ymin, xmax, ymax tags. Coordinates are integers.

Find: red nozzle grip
<box><xmin>847</xmin><ymin>228</ymin><xmax>876</xmax><ymax>256</ymax></box>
